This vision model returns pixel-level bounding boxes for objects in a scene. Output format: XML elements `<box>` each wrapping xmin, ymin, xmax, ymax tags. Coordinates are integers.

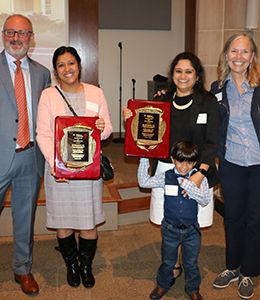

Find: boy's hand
<box><xmin>181</xmin><ymin>189</ymin><xmax>189</xmax><ymax>198</ymax></box>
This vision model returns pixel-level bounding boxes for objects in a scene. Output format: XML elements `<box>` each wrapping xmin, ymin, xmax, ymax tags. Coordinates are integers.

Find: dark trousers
<box><xmin>219</xmin><ymin>159</ymin><xmax>260</xmax><ymax>276</ymax></box>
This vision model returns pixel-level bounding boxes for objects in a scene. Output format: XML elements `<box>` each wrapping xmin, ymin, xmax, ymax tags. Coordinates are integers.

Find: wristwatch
<box><xmin>198</xmin><ymin>168</ymin><xmax>208</xmax><ymax>176</ymax></box>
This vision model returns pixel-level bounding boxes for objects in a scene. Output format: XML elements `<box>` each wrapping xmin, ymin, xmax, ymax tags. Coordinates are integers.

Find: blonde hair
<box><xmin>217</xmin><ymin>33</ymin><xmax>260</xmax><ymax>87</ymax></box>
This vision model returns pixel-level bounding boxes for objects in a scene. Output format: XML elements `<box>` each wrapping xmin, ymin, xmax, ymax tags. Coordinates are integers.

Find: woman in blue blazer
<box><xmin>211</xmin><ymin>33</ymin><xmax>260</xmax><ymax>300</ymax></box>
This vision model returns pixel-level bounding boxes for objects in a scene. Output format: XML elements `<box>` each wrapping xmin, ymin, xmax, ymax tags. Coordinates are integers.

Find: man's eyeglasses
<box><xmin>2</xmin><ymin>29</ymin><xmax>33</xmax><ymax>38</ymax></box>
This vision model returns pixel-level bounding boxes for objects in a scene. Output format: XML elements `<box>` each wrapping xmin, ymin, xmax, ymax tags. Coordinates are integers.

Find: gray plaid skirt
<box><xmin>44</xmin><ymin>163</ymin><xmax>105</xmax><ymax>230</ymax></box>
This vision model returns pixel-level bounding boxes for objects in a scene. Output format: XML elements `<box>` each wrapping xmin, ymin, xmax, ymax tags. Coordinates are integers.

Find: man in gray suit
<box><xmin>0</xmin><ymin>14</ymin><xmax>51</xmax><ymax>295</ymax></box>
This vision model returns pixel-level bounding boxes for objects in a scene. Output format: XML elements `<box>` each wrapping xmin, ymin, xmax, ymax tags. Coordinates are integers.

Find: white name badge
<box><xmin>215</xmin><ymin>92</ymin><xmax>222</xmax><ymax>102</ymax></box>
<box><xmin>165</xmin><ymin>185</ymin><xmax>179</xmax><ymax>196</ymax></box>
<box><xmin>196</xmin><ymin>113</ymin><xmax>207</xmax><ymax>124</ymax></box>
<box><xmin>86</xmin><ymin>101</ymin><xmax>99</xmax><ymax>113</ymax></box>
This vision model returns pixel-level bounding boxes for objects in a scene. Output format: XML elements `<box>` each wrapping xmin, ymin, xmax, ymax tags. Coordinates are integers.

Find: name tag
<box><xmin>165</xmin><ymin>185</ymin><xmax>178</xmax><ymax>196</ymax></box>
<box><xmin>86</xmin><ymin>101</ymin><xmax>99</xmax><ymax>113</ymax></box>
<box><xmin>215</xmin><ymin>92</ymin><xmax>222</xmax><ymax>102</ymax></box>
<box><xmin>196</xmin><ymin>113</ymin><xmax>207</xmax><ymax>124</ymax></box>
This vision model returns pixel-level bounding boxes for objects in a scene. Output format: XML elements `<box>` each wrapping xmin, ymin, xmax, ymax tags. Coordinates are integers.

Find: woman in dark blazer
<box><xmin>149</xmin><ymin>52</ymin><xmax>219</xmax><ymax>228</ymax></box>
<box><xmin>124</xmin><ymin>52</ymin><xmax>219</xmax><ymax>300</ymax></box>
<box><xmin>211</xmin><ymin>33</ymin><xmax>260</xmax><ymax>300</ymax></box>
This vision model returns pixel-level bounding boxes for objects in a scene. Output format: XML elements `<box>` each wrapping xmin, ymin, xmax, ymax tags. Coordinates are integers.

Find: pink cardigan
<box><xmin>36</xmin><ymin>83</ymin><xmax>113</xmax><ymax>168</ymax></box>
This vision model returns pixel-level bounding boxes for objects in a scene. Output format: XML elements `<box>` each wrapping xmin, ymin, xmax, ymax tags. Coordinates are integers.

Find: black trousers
<box><xmin>219</xmin><ymin>159</ymin><xmax>260</xmax><ymax>276</ymax></box>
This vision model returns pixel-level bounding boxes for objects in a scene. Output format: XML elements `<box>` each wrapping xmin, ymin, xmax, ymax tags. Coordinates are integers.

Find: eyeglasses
<box><xmin>2</xmin><ymin>29</ymin><xmax>33</xmax><ymax>38</ymax></box>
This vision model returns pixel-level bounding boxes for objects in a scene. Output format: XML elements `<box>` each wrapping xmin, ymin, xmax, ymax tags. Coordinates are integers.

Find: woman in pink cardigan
<box><xmin>36</xmin><ymin>46</ymin><xmax>112</xmax><ymax>288</ymax></box>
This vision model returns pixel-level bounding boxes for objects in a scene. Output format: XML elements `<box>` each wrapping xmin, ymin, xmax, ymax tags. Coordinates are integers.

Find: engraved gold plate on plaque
<box><xmin>55</xmin><ymin>116</ymin><xmax>100</xmax><ymax>179</ymax></box>
<box><xmin>124</xmin><ymin>99</ymin><xmax>171</xmax><ymax>158</ymax></box>
<box><xmin>60</xmin><ymin>124</ymin><xmax>96</xmax><ymax>170</ymax></box>
<box><xmin>131</xmin><ymin>106</ymin><xmax>166</xmax><ymax>151</ymax></box>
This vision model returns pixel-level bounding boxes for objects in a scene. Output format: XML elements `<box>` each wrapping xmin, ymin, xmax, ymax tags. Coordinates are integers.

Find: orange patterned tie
<box><xmin>14</xmin><ymin>60</ymin><xmax>30</xmax><ymax>148</ymax></box>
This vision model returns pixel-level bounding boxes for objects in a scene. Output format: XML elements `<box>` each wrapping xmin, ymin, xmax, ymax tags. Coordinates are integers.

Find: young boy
<box><xmin>138</xmin><ymin>141</ymin><xmax>211</xmax><ymax>300</ymax></box>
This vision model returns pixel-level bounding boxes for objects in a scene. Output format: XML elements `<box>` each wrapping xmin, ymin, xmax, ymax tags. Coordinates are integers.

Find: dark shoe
<box><xmin>172</xmin><ymin>265</ymin><xmax>183</xmax><ymax>284</ymax></box>
<box><xmin>189</xmin><ymin>291</ymin><xmax>203</xmax><ymax>300</ymax></box>
<box><xmin>173</xmin><ymin>265</ymin><xmax>183</xmax><ymax>279</ymax></box>
<box><xmin>170</xmin><ymin>265</ymin><xmax>183</xmax><ymax>286</ymax></box>
<box><xmin>149</xmin><ymin>287</ymin><xmax>168</xmax><ymax>299</ymax></box>
<box><xmin>80</xmin><ymin>267</ymin><xmax>95</xmax><ymax>288</ymax></box>
<box><xmin>57</xmin><ymin>233</ymin><xmax>81</xmax><ymax>287</ymax></box>
<box><xmin>79</xmin><ymin>237</ymin><xmax>97</xmax><ymax>288</ymax></box>
<box><xmin>66</xmin><ymin>261</ymin><xmax>81</xmax><ymax>287</ymax></box>
<box><xmin>14</xmin><ymin>273</ymin><xmax>39</xmax><ymax>296</ymax></box>
<box><xmin>213</xmin><ymin>269</ymin><xmax>239</xmax><ymax>288</ymax></box>
<box><xmin>238</xmin><ymin>276</ymin><xmax>254</xmax><ymax>299</ymax></box>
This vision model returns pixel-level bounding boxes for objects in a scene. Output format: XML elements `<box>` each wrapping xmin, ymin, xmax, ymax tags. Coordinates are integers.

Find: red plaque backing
<box><xmin>54</xmin><ymin>116</ymin><xmax>100</xmax><ymax>179</ymax></box>
<box><xmin>124</xmin><ymin>99</ymin><xmax>171</xmax><ymax>158</ymax></box>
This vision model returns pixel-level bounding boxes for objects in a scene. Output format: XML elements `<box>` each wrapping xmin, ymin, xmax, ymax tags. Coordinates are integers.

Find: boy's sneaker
<box><xmin>238</xmin><ymin>276</ymin><xmax>254</xmax><ymax>299</ymax></box>
<box><xmin>213</xmin><ymin>269</ymin><xmax>239</xmax><ymax>288</ymax></box>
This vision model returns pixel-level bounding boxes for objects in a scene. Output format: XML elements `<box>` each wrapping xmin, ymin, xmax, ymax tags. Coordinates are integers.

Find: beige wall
<box><xmin>196</xmin><ymin>0</ymin><xmax>260</xmax><ymax>89</ymax></box>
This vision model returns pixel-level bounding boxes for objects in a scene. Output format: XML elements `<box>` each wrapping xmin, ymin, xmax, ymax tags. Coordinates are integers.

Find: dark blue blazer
<box><xmin>211</xmin><ymin>80</ymin><xmax>260</xmax><ymax>160</ymax></box>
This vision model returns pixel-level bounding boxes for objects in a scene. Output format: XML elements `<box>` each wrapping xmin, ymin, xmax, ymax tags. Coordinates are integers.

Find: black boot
<box><xmin>57</xmin><ymin>233</ymin><xmax>81</xmax><ymax>287</ymax></box>
<box><xmin>78</xmin><ymin>237</ymin><xmax>97</xmax><ymax>288</ymax></box>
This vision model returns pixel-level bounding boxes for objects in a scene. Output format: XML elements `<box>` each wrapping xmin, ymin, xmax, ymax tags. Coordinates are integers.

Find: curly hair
<box><xmin>217</xmin><ymin>33</ymin><xmax>260</xmax><ymax>87</ymax></box>
<box><xmin>168</xmin><ymin>52</ymin><xmax>206</xmax><ymax>94</ymax></box>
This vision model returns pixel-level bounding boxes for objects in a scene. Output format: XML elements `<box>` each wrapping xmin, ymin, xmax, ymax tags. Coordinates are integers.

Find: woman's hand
<box><xmin>123</xmin><ymin>106</ymin><xmax>132</xmax><ymax>122</ymax></box>
<box><xmin>96</xmin><ymin>118</ymin><xmax>105</xmax><ymax>132</ymax></box>
<box><xmin>189</xmin><ymin>171</ymin><xmax>204</xmax><ymax>188</ymax></box>
<box><xmin>189</xmin><ymin>163</ymin><xmax>209</xmax><ymax>188</ymax></box>
<box><xmin>190</xmin><ymin>163</ymin><xmax>209</xmax><ymax>187</ymax></box>
<box><xmin>154</xmin><ymin>89</ymin><xmax>167</xmax><ymax>98</ymax></box>
<box><xmin>51</xmin><ymin>167</ymin><xmax>69</xmax><ymax>183</ymax></box>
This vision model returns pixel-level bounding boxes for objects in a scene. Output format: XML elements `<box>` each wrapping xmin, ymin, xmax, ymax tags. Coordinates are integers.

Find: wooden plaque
<box><xmin>54</xmin><ymin>116</ymin><xmax>100</xmax><ymax>179</ymax></box>
<box><xmin>124</xmin><ymin>99</ymin><xmax>171</xmax><ymax>158</ymax></box>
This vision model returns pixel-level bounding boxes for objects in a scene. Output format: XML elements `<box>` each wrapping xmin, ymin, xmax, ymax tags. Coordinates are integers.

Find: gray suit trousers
<box><xmin>0</xmin><ymin>146</ymin><xmax>41</xmax><ymax>274</ymax></box>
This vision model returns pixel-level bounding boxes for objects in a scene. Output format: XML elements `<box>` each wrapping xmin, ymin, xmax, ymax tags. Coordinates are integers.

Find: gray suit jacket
<box><xmin>0</xmin><ymin>50</ymin><xmax>51</xmax><ymax>177</ymax></box>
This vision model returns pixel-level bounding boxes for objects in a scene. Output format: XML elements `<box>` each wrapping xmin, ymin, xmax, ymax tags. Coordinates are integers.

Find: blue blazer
<box><xmin>0</xmin><ymin>50</ymin><xmax>51</xmax><ymax>177</ymax></box>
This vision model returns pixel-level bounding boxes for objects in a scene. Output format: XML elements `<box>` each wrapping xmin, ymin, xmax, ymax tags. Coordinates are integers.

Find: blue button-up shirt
<box><xmin>225</xmin><ymin>75</ymin><xmax>260</xmax><ymax>166</ymax></box>
<box><xmin>5</xmin><ymin>51</ymin><xmax>34</xmax><ymax>146</ymax></box>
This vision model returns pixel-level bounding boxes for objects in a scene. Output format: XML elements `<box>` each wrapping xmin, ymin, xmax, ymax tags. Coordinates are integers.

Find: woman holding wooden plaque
<box><xmin>36</xmin><ymin>46</ymin><xmax>112</xmax><ymax>288</ymax></box>
<box><xmin>124</xmin><ymin>52</ymin><xmax>219</xmax><ymax>291</ymax></box>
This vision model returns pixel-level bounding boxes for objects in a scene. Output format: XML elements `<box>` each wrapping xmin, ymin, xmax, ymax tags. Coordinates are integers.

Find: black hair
<box><xmin>52</xmin><ymin>46</ymin><xmax>81</xmax><ymax>79</ymax></box>
<box><xmin>170</xmin><ymin>141</ymin><xmax>199</xmax><ymax>162</ymax></box>
<box><xmin>168</xmin><ymin>51</ymin><xmax>205</xmax><ymax>94</ymax></box>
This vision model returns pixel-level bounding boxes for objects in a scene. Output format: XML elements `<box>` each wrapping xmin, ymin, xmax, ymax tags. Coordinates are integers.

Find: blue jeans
<box><xmin>156</xmin><ymin>219</ymin><xmax>201</xmax><ymax>295</ymax></box>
